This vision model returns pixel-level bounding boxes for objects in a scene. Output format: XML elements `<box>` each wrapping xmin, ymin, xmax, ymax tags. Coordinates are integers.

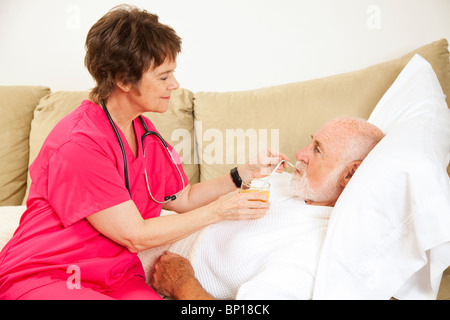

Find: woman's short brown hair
<box><xmin>84</xmin><ymin>5</ymin><xmax>182</xmax><ymax>104</ymax></box>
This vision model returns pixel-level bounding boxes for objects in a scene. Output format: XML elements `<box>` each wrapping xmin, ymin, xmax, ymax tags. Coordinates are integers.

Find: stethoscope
<box><xmin>101</xmin><ymin>100</ymin><xmax>185</xmax><ymax>204</ymax></box>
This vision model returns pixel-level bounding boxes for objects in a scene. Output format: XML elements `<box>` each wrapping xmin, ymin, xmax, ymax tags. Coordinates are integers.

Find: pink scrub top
<box><xmin>0</xmin><ymin>100</ymin><xmax>188</xmax><ymax>299</ymax></box>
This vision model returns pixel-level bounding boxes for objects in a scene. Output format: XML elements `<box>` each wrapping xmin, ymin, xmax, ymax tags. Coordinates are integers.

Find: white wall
<box><xmin>1</xmin><ymin>0</ymin><xmax>449</xmax><ymax>93</ymax></box>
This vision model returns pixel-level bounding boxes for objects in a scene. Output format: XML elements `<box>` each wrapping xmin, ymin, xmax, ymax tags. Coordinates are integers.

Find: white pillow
<box><xmin>313</xmin><ymin>54</ymin><xmax>450</xmax><ymax>300</ymax></box>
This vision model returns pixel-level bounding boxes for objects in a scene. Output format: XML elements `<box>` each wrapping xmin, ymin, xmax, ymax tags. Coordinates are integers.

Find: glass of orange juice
<box><xmin>240</xmin><ymin>178</ymin><xmax>270</xmax><ymax>201</ymax></box>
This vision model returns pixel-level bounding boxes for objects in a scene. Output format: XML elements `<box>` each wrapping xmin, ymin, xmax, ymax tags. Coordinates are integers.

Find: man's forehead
<box><xmin>313</xmin><ymin>123</ymin><xmax>346</xmax><ymax>155</ymax></box>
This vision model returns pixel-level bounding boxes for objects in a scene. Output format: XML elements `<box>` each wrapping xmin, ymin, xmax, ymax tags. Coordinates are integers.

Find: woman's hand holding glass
<box><xmin>240</xmin><ymin>178</ymin><xmax>270</xmax><ymax>200</ymax></box>
<box><xmin>211</xmin><ymin>189</ymin><xmax>270</xmax><ymax>221</ymax></box>
<box><xmin>209</xmin><ymin>149</ymin><xmax>289</xmax><ymax>221</ymax></box>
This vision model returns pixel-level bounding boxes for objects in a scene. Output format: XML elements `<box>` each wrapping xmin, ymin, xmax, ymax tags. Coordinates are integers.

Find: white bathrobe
<box><xmin>141</xmin><ymin>172</ymin><xmax>333</xmax><ymax>299</ymax></box>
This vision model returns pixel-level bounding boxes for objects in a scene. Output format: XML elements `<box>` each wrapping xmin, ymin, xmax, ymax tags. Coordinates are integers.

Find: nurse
<box><xmin>0</xmin><ymin>5</ymin><xmax>288</xmax><ymax>300</ymax></box>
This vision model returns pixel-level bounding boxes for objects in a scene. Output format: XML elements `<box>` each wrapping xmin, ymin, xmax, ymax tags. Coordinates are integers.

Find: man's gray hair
<box><xmin>328</xmin><ymin>117</ymin><xmax>385</xmax><ymax>164</ymax></box>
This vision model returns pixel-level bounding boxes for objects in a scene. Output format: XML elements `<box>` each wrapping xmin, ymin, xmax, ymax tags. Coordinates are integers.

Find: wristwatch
<box><xmin>230</xmin><ymin>167</ymin><xmax>242</xmax><ymax>188</ymax></box>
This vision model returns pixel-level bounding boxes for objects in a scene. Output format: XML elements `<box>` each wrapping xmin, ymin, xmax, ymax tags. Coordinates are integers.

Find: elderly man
<box><xmin>150</xmin><ymin>117</ymin><xmax>384</xmax><ymax>300</ymax></box>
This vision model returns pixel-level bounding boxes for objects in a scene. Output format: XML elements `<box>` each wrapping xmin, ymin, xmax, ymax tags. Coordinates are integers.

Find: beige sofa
<box><xmin>1</xmin><ymin>39</ymin><xmax>449</xmax><ymax>299</ymax></box>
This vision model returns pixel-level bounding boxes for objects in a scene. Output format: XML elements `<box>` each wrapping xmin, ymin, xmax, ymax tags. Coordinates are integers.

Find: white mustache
<box><xmin>295</xmin><ymin>161</ymin><xmax>306</xmax><ymax>174</ymax></box>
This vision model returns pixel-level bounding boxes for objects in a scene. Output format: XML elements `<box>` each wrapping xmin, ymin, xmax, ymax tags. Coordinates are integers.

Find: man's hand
<box><xmin>151</xmin><ymin>251</ymin><xmax>215</xmax><ymax>300</ymax></box>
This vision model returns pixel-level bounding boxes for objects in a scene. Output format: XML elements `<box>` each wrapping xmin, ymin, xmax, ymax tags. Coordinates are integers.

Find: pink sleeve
<box><xmin>47</xmin><ymin>141</ymin><xmax>131</xmax><ymax>228</ymax></box>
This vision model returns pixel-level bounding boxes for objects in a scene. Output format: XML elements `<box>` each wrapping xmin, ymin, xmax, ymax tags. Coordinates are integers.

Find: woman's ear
<box><xmin>116</xmin><ymin>81</ymin><xmax>130</xmax><ymax>93</ymax></box>
<box><xmin>340</xmin><ymin>160</ymin><xmax>362</xmax><ymax>189</ymax></box>
<box><xmin>115</xmin><ymin>74</ymin><xmax>131</xmax><ymax>93</ymax></box>
<box><xmin>116</xmin><ymin>76</ymin><xmax>141</xmax><ymax>96</ymax></box>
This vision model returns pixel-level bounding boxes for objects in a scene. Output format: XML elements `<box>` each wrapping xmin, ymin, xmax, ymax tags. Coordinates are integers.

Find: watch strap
<box><xmin>230</xmin><ymin>167</ymin><xmax>242</xmax><ymax>188</ymax></box>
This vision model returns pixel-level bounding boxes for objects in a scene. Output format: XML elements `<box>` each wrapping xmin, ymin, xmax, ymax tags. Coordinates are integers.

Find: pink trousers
<box><xmin>18</xmin><ymin>275</ymin><xmax>162</xmax><ymax>300</ymax></box>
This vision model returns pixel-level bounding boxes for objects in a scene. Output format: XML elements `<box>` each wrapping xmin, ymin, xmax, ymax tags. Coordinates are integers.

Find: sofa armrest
<box><xmin>0</xmin><ymin>206</ymin><xmax>25</xmax><ymax>251</ymax></box>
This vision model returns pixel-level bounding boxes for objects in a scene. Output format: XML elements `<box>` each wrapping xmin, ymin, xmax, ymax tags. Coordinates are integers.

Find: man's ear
<box><xmin>340</xmin><ymin>160</ymin><xmax>362</xmax><ymax>188</ymax></box>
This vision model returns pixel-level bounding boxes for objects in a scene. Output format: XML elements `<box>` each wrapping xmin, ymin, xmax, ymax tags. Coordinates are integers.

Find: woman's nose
<box><xmin>168</xmin><ymin>75</ymin><xmax>180</xmax><ymax>91</ymax></box>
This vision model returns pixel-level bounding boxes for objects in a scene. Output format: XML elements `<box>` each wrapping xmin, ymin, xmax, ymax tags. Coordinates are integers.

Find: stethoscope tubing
<box><xmin>101</xmin><ymin>100</ymin><xmax>185</xmax><ymax>203</ymax></box>
<box><xmin>101</xmin><ymin>100</ymin><xmax>131</xmax><ymax>195</ymax></box>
